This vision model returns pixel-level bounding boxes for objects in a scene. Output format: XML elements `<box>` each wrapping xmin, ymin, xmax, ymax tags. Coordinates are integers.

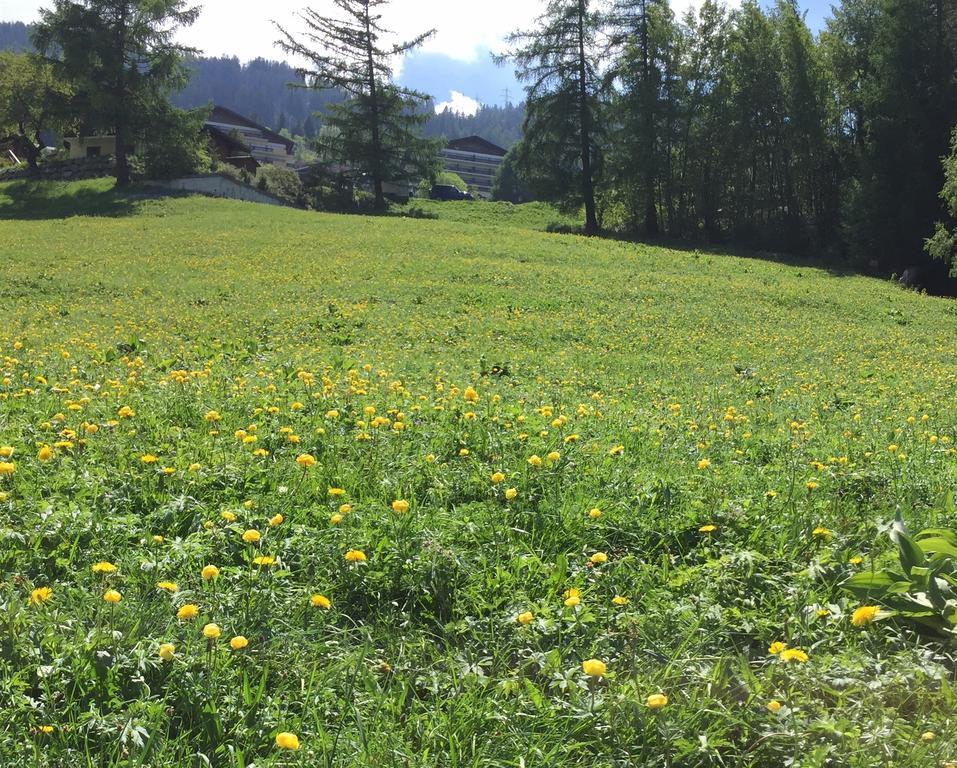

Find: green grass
<box><xmin>1</xmin><ymin>177</ymin><xmax>957</xmax><ymax>766</ymax></box>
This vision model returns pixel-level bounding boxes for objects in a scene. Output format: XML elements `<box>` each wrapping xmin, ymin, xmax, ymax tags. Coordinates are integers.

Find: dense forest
<box><xmin>503</xmin><ymin>0</ymin><xmax>957</xmax><ymax>275</ymax></box>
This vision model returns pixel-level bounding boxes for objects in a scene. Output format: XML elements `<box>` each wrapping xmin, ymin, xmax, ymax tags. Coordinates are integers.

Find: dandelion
<box><xmin>37</xmin><ymin>445</ymin><xmax>54</xmax><ymax>461</ymax></box>
<box><xmin>269</xmin><ymin>513</ymin><xmax>284</xmax><ymax>526</ymax></box>
<box><xmin>117</xmin><ymin>406</ymin><xmax>135</xmax><ymax>419</ymax></box>
<box><xmin>463</xmin><ymin>386</ymin><xmax>479</xmax><ymax>403</ymax></box>
<box><xmin>140</xmin><ymin>454</ymin><xmax>158</xmax><ymax>464</ymax></box>
<box><xmin>177</xmin><ymin>604</ymin><xmax>199</xmax><ymax>620</ymax></box>
<box><xmin>527</xmin><ymin>455</ymin><xmax>542</xmax><ymax>467</ymax></box>
<box><xmin>588</xmin><ymin>507</ymin><xmax>602</xmax><ymax>519</ymax></box>
<box><xmin>505</xmin><ymin>488</ymin><xmax>518</xmax><ymax>500</ymax></box>
<box><xmin>0</xmin><ymin>446</ymin><xmax>13</xmax><ymax>458</ymax></box>
<box><xmin>612</xmin><ymin>595</ymin><xmax>629</xmax><ymax>606</ymax></box>
<box><xmin>0</xmin><ymin>461</ymin><xmax>14</xmax><ymax>475</ymax></box>
<box><xmin>253</xmin><ymin>555</ymin><xmax>276</xmax><ymax>566</ymax></box>
<box><xmin>564</xmin><ymin>588</ymin><xmax>581</xmax><ymax>607</ymax></box>
<box><xmin>344</xmin><ymin>549</ymin><xmax>367</xmax><ymax>562</ymax></box>
<box><xmin>391</xmin><ymin>499</ymin><xmax>409</xmax><ymax>513</ymax></box>
<box><xmin>921</xmin><ymin>731</ymin><xmax>936</xmax><ymax>742</ymax></box>
<box><xmin>546</xmin><ymin>451</ymin><xmax>560</xmax><ymax>462</ymax></box>
<box><xmin>699</xmin><ymin>524</ymin><xmax>716</xmax><ymax>533</ymax></box>
<box><xmin>158</xmin><ymin>643</ymin><xmax>176</xmax><ymax>661</ymax></box>
<box><xmin>517</xmin><ymin>611</ymin><xmax>534</xmax><ymax>625</ymax></box>
<box><xmin>581</xmin><ymin>659</ymin><xmax>607</xmax><ymax>677</ymax></box>
<box><xmin>38</xmin><ymin>725</ymin><xmax>54</xmax><ymax>734</ymax></box>
<box><xmin>204</xmin><ymin>410</ymin><xmax>221</xmax><ymax>422</ymax></box>
<box><xmin>201</xmin><ymin>564</ymin><xmax>220</xmax><ymax>581</ymax></box>
<box><xmin>91</xmin><ymin>561</ymin><xmax>118</xmax><ymax>574</ymax></box>
<box><xmin>812</xmin><ymin>526</ymin><xmax>832</xmax><ymax>540</ymax></box>
<box><xmin>230</xmin><ymin>635</ymin><xmax>249</xmax><ymax>650</ymax></box>
<box><xmin>779</xmin><ymin>648</ymin><xmax>809</xmax><ymax>664</ymax></box>
<box><xmin>156</xmin><ymin>581</ymin><xmax>178</xmax><ymax>592</ymax></box>
<box><xmin>328</xmin><ymin>487</ymin><xmax>346</xmax><ymax>497</ymax></box>
<box><xmin>646</xmin><ymin>693</ymin><xmax>668</xmax><ymax>709</ymax></box>
<box><xmin>30</xmin><ymin>586</ymin><xmax>52</xmax><ymax>605</ymax></box>
<box><xmin>202</xmin><ymin>623</ymin><xmax>221</xmax><ymax>639</ymax></box>
<box><xmin>767</xmin><ymin>641</ymin><xmax>788</xmax><ymax>655</ymax></box>
<box><xmin>851</xmin><ymin>605</ymin><xmax>880</xmax><ymax>627</ymax></box>
<box><xmin>296</xmin><ymin>454</ymin><xmax>316</xmax><ymax>468</ymax></box>
<box><xmin>766</xmin><ymin>700</ymin><xmax>782</xmax><ymax>713</ymax></box>
<box><xmin>806</xmin><ymin>481</ymin><xmax>819</xmax><ymax>490</ymax></box>
<box><xmin>697</xmin><ymin>458</ymin><xmax>711</xmax><ymax>470</ymax></box>
<box><xmin>310</xmin><ymin>594</ymin><xmax>331</xmax><ymax>609</ymax></box>
<box><xmin>242</xmin><ymin>529</ymin><xmax>261</xmax><ymax>543</ymax></box>
<box><xmin>589</xmin><ymin>552</ymin><xmax>608</xmax><ymax>565</ymax></box>
<box><xmin>103</xmin><ymin>589</ymin><xmax>122</xmax><ymax>603</ymax></box>
<box><xmin>490</xmin><ymin>472</ymin><xmax>505</xmax><ymax>484</ymax></box>
<box><xmin>849</xmin><ymin>555</ymin><xmax>863</xmax><ymax>565</ymax></box>
<box><xmin>275</xmin><ymin>732</ymin><xmax>300</xmax><ymax>750</ymax></box>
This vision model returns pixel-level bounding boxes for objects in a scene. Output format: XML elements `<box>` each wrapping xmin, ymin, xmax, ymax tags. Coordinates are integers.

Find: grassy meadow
<box><xmin>2</xmin><ymin>178</ymin><xmax>957</xmax><ymax>767</ymax></box>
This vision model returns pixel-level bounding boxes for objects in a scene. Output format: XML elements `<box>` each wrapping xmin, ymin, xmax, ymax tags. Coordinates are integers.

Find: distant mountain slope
<box><xmin>0</xmin><ymin>20</ymin><xmax>32</xmax><ymax>51</ymax></box>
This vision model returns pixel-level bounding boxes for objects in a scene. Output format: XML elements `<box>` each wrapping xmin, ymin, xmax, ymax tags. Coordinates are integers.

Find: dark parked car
<box><xmin>429</xmin><ymin>184</ymin><xmax>473</xmax><ymax>201</ymax></box>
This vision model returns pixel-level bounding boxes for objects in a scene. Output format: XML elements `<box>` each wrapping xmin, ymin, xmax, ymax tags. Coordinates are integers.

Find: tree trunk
<box><xmin>365</xmin><ymin>6</ymin><xmax>386</xmax><ymax>211</ymax></box>
<box><xmin>115</xmin><ymin>122</ymin><xmax>131</xmax><ymax>186</ymax></box>
<box><xmin>577</xmin><ymin>0</ymin><xmax>599</xmax><ymax>235</ymax></box>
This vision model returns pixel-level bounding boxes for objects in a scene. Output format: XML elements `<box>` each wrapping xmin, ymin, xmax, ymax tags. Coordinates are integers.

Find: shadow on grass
<box><xmin>0</xmin><ymin>179</ymin><xmax>145</xmax><ymax>220</ymax></box>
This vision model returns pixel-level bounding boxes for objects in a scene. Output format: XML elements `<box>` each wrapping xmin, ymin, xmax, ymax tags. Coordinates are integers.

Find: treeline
<box><xmin>502</xmin><ymin>0</ymin><xmax>957</xmax><ymax>274</ymax></box>
<box><xmin>422</xmin><ymin>102</ymin><xmax>525</xmax><ymax>149</ymax></box>
<box><xmin>0</xmin><ymin>21</ymin><xmax>32</xmax><ymax>52</ymax></box>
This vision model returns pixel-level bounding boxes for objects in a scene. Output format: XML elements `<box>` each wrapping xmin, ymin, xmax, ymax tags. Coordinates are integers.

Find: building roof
<box><xmin>445</xmin><ymin>135</ymin><xmax>507</xmax><ymax>157</ymax></box>
<box><xmin>206</xmin><ymin>105</ymin><xmax>295</xmax><ymax>153</ymax></box>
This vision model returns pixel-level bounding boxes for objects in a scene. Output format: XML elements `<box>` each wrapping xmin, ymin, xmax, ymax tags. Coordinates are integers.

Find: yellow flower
<box><xmin>253</xmin><ymin>555</ymin><xmax>276</xmax><ymax>566</ymax></box>
<box><xmin>698</xmin><ymin>524</ymin><xmax>716</xmax><ymax>533</ymax></box>
<box><xmin>269</xmin><ymin>513</ymin><xmax>284</xmax><ymax>527</ymax></box>
<box><xmin>0</xmin><ymin>461</ymin><xmax>14</xmax><ymax>476</ymax></box>
<box><xmin>275</xmin><ymin>732</ymin><xmax>300</xmax><ymax>750</ymax></box>
<box><xmin>202</xmin><ymin>622</ymin><xmax>221</xmax><ymax>639</ymax></box>
<box><xmin>588</xmin><ymin>507</ymin><xmax>602</xmax><ymax>519</ymax></box>
<box><xmin>177</xmin><ymin>603</ymin><xmax>199</xmax><ymax>620</ymax></box>
<box><xmin>564</xmin><ymin>587</ymin><xmax>581</xmax><ymax>607</ymax></box>
<box><xmin>296</xmin><ymin>454</ymin><xmax>316</xmax><ymax>468</ymax></box>
<box><xmin>589</xmin><ymin>552</ymin><xmax>608</xmax><ymax>565</ymax></box>
<box><xmin>463</xmin><ymin>386</ymin><xmax>479</xmax><ymax>403</ymax></box>
<box><xmin>920</xmin><ymin>731</ymin><xmax>935</xmax><ymax>742</ymax></box>
<box><xmin>328</xmin><ymin>487</ymin><xmax>346</xmax><ymax>497</ymax></box>
<box><xmin>91</xmin><ymin>561</ymin><xmax>117</xmax><ymax>574</ymax></box>
<box><xmin>849</xmin><ymin>555</ymin><xmax>863</xmax><ymax>565</ymax></box>
<box><xmin>204</xmin><ymin>410</ymin><xmax>221</xmax><ymax>422</ymax></box>
<box><xmin>517</xmin><ymin>611</ymin><xmax>534</xmax><ymax>625</ymax></box>
<box><xmin>103</xmin><ymin>589</ymin><xmax>122</xmax><ymax>603</ymax></box>
<box><xmin>38</xmin><ymin>725</ymin><xmax>54</xmax><ymax>734</ymax></box>
<box><xmin>546</xmin><ymin>451</ymin><xmax>561</xmax><ymax>462</ymax></box>
<box><xmin>766</xmin><ymin>700</ymin><xmax>782</xmax><ymax>713</ymax></box>
<box><xmin>608</xmin><ymin>444</ymin><xmax>624</xmax><ymax>456</ymax></box>
<box><xmin>330</xmin><ymin>513</ymin><xmax>343</xmax><ymax>524</ymax></box>
<box><xmin>779</xmin><ymin>648</ymin><xmax>809</xmax><ymax>663</ymax></box>
<box><xmin>490</xmin><ymin>472</ymin><xmax>505</xmax><ymax>484</ymax></box>
<box><xmin>806</xmin><ymin>481</ymin><xmax>819</xmax><ymax>491</ymax></box>
<box><xmin>117</xmin><ymin>405</ymin><xmax>135</xmax><ymax>419</ymax></box>
<box><xmin>158</xmin><ymin>643</ymin><xmax>176</xmax><ymax>661</ymax></box>
<box><xmin>0</xmin><ymin>446</ymin><xmax>13</xmax><ymax>458</ymax></box>
<box><xmin>230</xmin><ymin>635</ymin><xmax>249</xmax><ymax>650</ymax></box>
<box><xmin>140</xmin><ymin>454</ymin><xmax>158</xmax><ymax>464</ymax></box>
<box><xmin>37</xmin><ymin>445</ymin><xmax>54</xmax><ymax>461</ymax></box>
<box><xmin>851</xmin><ymin>605</ymin><xmax>880</xmax><ymax>627</ymax></box>
<box><xmin>391</xmin><ymin>499</ymin><xmax>409</xmax><ymax>513</ymax></box>
<box><xmin>581</xmin><ymin>659</ymin><xmax>607</xmax><ymax>677</ymax></box>
<box><xmin>697</xmin><ymin>458</ymin><xmax>711</xmax><ymax>470</ymax></box>
<box><xmin>242</xmin><ymin>529</ymin><xmax>261</xmax><ymax>543</ymax></box>
<box><xmin>612</xmin><ymin>595</ymin><xmax>629</xmax><ymax>606</ymax></box>
<box><xmin>646</xmin><ymin>693</ymin><xmax>668</xmax><ymax>709</ymax></box>
<box><xmin>220</xmin><ymin>510</ymin><xmax>237</xmax><ymax>522</ymax></box>
<box><xmin>30</xmin><ymin>586</ymin><xmax>52</xmax><ymax>605</ymax></box>
<box><xmin>527</xmin><ymin>455</ymin><xmax>542</xmax><ymax>467</ymax></box>
<box><xmin>310</xmin><ymin>594</ymin><xmax>331</xmax><ymax>609</ymax></box>
<box><xmin>344</xmin><ymin>549</ymin><xmax>367</xmax><ymax>562</ymax></box>
<box><xmin>767</xmin><ymin>641</ymin><xmax>788</xmax><ymax>655</ymax></box>
<box><xmin>201</xmin><ymin>564</ymin><xmax>220</xmax><ymax>581</ymax></box>
<box><xmin>812</xmin><ymin>526</ymin><xmax>832</xmax><ymax>540</ymax></box>
<box><xmin>338</xmin><ymin>503</ymin><xmax>352</xmax><ymax>514</ymax></box>
<box><xmin>156</xmin><ymin>581</ymin><xmax>178</xmax><ymax>592</ymax></box>
<box><xmin>504</xmin><ymin>488</ymin><xmax>518</xmax><ymax>500</ymax></box>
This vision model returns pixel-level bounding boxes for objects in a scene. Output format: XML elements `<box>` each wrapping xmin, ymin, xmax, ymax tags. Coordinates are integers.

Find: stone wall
<box><xmin>0</xmin><ymin>157</ymin><xmax>115</xmax><ymax>182</ymax></box>
<box><xmin>143</xmin><ymin>174</ymin><xmax>287</xmax><ymax>207</ymax></box>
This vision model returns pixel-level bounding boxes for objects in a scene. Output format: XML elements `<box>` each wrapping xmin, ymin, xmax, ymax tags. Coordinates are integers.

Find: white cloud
<box><xmin>434</xmin><ymin>90</ymin><xmax>481</xmax><ymax>116</ymax></box>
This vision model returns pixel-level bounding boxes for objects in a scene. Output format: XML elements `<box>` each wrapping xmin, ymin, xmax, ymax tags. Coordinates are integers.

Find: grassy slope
<box><xmin>1</xmin><ymin>179</ymin><xmax>956</xmax><ymax>766</ymax></box>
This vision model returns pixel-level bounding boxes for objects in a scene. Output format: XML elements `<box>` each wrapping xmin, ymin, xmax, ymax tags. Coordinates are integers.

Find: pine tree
<box><xmin>498</xmin><ymin>0</ymin><xmax>604</xmax><ymax>234</ymax></box>
<box><xmin>33</xmin><ymin>0</ymin><xmax>200</xmax><ymax>186</ymax></box>
<box><xmin>275</xmin><ymin>0</ymin><xmax>440</xmax><ymax>209</ymax></box>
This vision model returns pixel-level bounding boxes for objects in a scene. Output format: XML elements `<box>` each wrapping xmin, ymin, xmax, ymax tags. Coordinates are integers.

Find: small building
<box><xmin>204</xmin><ymin>106</ymin><xmax>295</xmax><ymax>168</ymax></box>
<box><xmin>438</xmin><ymin>136</ymin><xmax>507</xmax><ymax>200</ymax></box>
<box><xmin>64</xmin><ymin>135</ymin><xmax>125</xmax><ymax>160</ymax></box>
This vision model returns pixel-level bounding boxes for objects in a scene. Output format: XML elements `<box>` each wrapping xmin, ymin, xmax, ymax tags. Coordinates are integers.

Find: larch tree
<box><xmin>275</xmin><ymin>0</ymin><xmax>441</xmax><ymax>210</ymax></box>
<box><xmin>498</xmin><ymin>0</ymin><xmax>604</xmax><ymax>234</ymax></box>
